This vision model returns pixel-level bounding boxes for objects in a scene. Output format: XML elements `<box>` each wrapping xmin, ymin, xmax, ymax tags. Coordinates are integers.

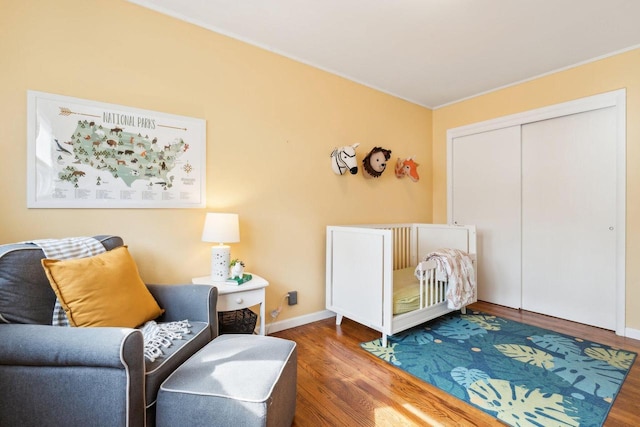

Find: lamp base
<box><xmin>210</xmin><ymin>245</ymin><xmax>230</xmax><ymax>281</ymax></box>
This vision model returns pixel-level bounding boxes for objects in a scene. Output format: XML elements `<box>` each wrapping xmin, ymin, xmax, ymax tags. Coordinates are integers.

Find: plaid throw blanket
<box><xmin>423</xmin><ymin>248</ymin><xmax>476</xmax><ymax>310</ymax></box>
<box><xmin>28</xmin><ymin>237</ymin><xmax>106</xmax><ymax>326</ymax></box>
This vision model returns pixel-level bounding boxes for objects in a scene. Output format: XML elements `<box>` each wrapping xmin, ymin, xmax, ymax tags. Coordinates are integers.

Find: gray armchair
<box><xmin>0</xmin><ymin>235</ymin><xmax>218</xmax><ymax>427</ymax></box>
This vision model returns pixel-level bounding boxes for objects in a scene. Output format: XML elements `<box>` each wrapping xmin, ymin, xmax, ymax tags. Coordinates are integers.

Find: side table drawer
<box><xmin>217</xmin><ymin>288</ymin><xmax>264</xmax><ymax>312</ymax></box>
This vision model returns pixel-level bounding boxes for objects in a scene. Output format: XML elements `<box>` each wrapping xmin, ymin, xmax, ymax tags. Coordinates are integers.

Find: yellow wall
<box><xmin>3</xmin><ymin>0</ymin><xmax>637</xmax><ymax>332</ymax></box>
<box><xmin>433</xmin><ymin>49</ymin><xmax>640</xmax><ymax>330</ymax></box>
<box><xmin>0</xmin><ymin>0</ymin><xmax>432</xmax><ymax>322</ymax></box>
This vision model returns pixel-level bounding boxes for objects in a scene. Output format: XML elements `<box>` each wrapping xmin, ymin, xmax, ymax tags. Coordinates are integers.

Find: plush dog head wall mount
<box><xmin>330</xmin><ymin>143</ymin><xmax>360</xmax><ymax>175</ymax></box>
<box><xmin>362</xmin><ymin>147</ymin><xmax>392</xmax><ymax>178</ymax></box>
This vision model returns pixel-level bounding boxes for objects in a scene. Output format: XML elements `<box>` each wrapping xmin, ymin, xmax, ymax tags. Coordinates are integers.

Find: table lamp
<box><xmin>201</xmin><ymin>213</ymin><xmax>240</xmax><ymax>281</ymax></box>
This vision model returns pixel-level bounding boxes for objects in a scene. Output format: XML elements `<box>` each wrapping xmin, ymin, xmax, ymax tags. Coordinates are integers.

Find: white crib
<box><xmin>325</xmin><ymin>223</ymin><xmax>477</xmax><ymax>346</ymax></box>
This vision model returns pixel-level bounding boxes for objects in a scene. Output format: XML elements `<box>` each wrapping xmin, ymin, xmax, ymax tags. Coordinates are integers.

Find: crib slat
<box><xmin>419</xmin><ymin>270</ymin><xmax>424</xmax><ymax>309</ymax></box>
<box><xmin>433</xmin><ymin>271</ymin><xmax>438</xmax><ymax>306</ymax></box>
<box><xmin>391</xmin><ymin>226</ymin><xmax>412</xmax><ymax>270</ymax></box>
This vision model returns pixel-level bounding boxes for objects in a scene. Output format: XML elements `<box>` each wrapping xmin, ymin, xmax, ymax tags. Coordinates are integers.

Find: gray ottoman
<box><xmin>156</xmin><ymin>334</ymin><xmax>297</xmax><ymax>427</ymax></box>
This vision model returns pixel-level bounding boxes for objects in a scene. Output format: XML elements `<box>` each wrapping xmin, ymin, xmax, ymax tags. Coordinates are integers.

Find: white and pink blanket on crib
<box><xmin>423</xmin><ymin>248</ymin><xmax>476</xmax><ymax>310</ymax></box>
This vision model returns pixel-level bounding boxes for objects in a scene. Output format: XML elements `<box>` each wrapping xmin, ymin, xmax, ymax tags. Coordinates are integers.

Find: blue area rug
<box><xmin>361</xmin><ymin>311</ymin><xmax>636</xmax><ymax>426</ymax></box>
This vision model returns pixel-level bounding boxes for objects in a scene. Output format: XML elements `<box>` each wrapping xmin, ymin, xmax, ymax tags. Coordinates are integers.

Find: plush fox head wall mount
<box><xmin>395</xmin><ymin>157</ymin><xmax>420</xmax><ymax>182</ymax></box>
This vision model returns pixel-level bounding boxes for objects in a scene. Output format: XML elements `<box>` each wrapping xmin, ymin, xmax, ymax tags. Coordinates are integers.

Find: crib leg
<box><xmin>382</xmin><ymin>334</ymin><xmax>388</xmax><ymax>347</ymax></box>
<box><xmin>335</xmin><ymin>314</ymin><xmax>343</xmax><ymax>325</ymax></box>
<box><xmin>461</xmin><ymin>306</ymin><xmax>467</xmax><ymax>314</ymax></box>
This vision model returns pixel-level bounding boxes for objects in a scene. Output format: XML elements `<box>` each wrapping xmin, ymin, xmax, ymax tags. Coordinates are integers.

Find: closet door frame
<box><xmin>446</xmin><ymin>89</ymin><xmax>626</xmax><ymax>336</ymax></box>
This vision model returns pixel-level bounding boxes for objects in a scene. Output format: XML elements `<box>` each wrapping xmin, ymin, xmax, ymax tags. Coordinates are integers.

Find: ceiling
<box><xmin>129</xmin><ymin>0</ymin><xmax>640</xmax><ymax>108</ymax></box>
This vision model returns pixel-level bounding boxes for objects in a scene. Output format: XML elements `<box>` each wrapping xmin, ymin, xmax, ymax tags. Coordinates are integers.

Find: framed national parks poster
<box><xmin>27</xmin><ymin>90</ymin><xmax>206</xmax><ymax>208</ymax></box>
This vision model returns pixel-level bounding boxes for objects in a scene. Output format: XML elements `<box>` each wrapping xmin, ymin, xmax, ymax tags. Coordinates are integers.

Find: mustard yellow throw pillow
<box><xmin>42</xmin><ymin>246</ymin><xmax>164</xmax><ymax>327</ymax></box>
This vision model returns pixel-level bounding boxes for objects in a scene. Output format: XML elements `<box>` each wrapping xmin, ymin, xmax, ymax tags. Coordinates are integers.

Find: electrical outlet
<box><xmin>287</xmin><ymin>291</ymin><xmax>297</xmax><ymax>305</ymax></box>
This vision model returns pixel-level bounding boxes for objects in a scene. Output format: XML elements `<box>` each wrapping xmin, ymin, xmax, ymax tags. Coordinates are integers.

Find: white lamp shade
<box><xmin>201</xmin><ymin>213</ymin><xmax>240</xmax><ymax>244</ymax></box>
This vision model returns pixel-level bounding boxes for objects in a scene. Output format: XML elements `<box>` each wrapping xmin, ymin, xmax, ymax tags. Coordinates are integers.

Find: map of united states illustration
<box><xmin>56</xmin><ymin>120</ymin><xmax>189</xmax><ymax>189</ymax></box>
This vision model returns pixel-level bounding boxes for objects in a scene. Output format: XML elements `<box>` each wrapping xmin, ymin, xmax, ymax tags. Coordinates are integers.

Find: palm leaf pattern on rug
<box><xmin>361</xmin><ymin>312</ymin><xmax>636</xmax><ymax>427</ymax></box>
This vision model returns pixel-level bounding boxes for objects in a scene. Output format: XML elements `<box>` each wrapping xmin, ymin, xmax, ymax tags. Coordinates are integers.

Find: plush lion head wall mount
<box><xmin>362</xmin><ymin>147</ymin><xmax>392</xmax><ymax>178</ymax></box>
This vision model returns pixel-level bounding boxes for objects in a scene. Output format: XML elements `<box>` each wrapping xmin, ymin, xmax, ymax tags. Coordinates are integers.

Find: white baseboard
<box><xmin>266</xmin><ymin>309</ymin><xmax>335</xmax><ymax>334</ymax></box>
<box><xmin>625</xmin><ymin>327</ymin><xmax>640</xmax><ymax>341</ymax></box>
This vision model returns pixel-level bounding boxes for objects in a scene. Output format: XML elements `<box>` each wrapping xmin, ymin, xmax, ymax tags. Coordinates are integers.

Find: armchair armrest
<box><xmin>0</xmin><ymin>324</ymin><xmax>145</xmax><ymax>427</ymax></box>
<box><xmin>0</xmin><ymin>324</ymin><xmax>142</xmax><ymax>366</ymax></box>
<box><xmin>147</xmin><ymin>284</ymin><xmax>218</xmax><ymax>339</ymax></box>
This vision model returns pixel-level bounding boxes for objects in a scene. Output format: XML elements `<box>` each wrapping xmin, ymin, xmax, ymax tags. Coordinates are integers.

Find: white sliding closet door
<box><xmin>451</xmin><ymin>126</ymin><xmax>521</xmax><ymax>308</ymax></box>
<box><xmin>521</xmin><ymin>107</ymin><xmax>617</xmax><ymax>330</ymax></box>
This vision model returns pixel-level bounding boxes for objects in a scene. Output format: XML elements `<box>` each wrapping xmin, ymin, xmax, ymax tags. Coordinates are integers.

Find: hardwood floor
<box><xmin>271</xmin><ymin>301</ymin><xmax>640</xmax><ymax>426</ymax></box>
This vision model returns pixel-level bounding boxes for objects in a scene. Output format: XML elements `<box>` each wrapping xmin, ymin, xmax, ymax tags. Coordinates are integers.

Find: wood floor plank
<box><xmin>271</xmin><ymin>301</ymin><xmax>640</xmax><ymax>426</ymax></box>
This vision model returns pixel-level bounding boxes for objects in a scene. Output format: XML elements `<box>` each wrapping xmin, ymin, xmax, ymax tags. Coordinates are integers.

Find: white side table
<box><xmin>192</xmin><ymin>274</ymin><xmax>268</xmax><ymax>335</ymax></box>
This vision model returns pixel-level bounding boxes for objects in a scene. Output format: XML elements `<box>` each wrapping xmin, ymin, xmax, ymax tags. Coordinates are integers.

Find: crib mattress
<box><xmin>393</xmin><ymin>267</ymin><xmax>420</xmax><ymax>315</ymax></box>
